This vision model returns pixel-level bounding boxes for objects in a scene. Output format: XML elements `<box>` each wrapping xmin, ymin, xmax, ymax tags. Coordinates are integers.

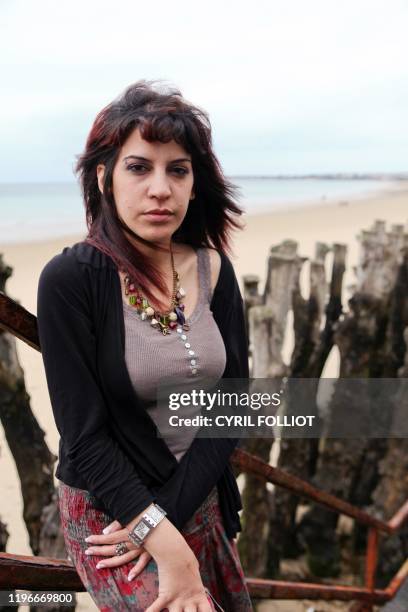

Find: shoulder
<box><xmin>39</xmin><ymin>241</ymin><xmax>114</xmax><ymax>285</ymax></box>
<box><xmin>205</xmin><ymin>248</ymin><xmax>222</xmax><ymax>293</ymax></box>
<box><xmin>37</xmin><ymin>241</ymin><xmax>116</xmax><ymax>308</ymax></box>
<box><xmin>38</xmin><ymin>246</ymin><xmax>80</xmax><ymax>289</ymax></box>
<box><xmin>202</xmin><ymin>247</ymin><xmax>239</xmax><ymax>298</ymax></box>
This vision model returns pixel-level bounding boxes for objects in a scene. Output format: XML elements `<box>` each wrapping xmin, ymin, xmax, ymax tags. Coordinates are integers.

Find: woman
<box><xmin>37</xmin><ymin>80</ymin><xmax>253</xmax><ymax>611</ymax></box>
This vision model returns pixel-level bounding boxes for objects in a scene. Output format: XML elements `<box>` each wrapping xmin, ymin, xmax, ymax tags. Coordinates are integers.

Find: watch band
<box><xmin>127</xmin><ymin>503</ymin><xmax>167</xmax><ymax>547</ymax></box>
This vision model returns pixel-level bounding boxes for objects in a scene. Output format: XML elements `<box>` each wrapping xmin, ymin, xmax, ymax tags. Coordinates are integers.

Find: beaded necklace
<box><xmin>123</xmin><ymin>246</ymin><xmax>190</xmax><ymax>336</ymax></box>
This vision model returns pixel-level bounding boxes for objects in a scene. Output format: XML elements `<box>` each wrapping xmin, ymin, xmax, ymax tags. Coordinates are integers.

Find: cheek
<box><xmin>117</xmin><ymin>198</ymin><xmax>132</xmax><ymax>215</ymax></box>
<box><xmin>177</xmin><ymin>180</ymin><xmax>194</xmax><ymax>203</ymax></box>
<box><xmin>112</xmin><ymin>179</ymin><xmax>141</xmax><ymax>215</ymax></box>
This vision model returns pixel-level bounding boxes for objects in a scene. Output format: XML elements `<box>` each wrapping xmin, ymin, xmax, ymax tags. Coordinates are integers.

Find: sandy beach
<box><xmin>1</xmin><ymin>184</ymin><xmax>407</xmax><ymax>611</ymax></box>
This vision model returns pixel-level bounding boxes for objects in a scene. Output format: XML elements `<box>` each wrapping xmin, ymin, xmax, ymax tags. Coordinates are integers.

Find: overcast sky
<box><xmin>1</xmin><ymin>0</ymin><xmax>407</xmax><ymax>182</ymax></box>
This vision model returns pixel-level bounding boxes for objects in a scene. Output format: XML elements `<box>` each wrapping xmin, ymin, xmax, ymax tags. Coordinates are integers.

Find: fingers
<box><xmin>102</xmin><ymin>519</ymin><xmax>122</xmax><ymax>535</ymax></box>
<box><xmin>198</xmin><ymin>603</ymin><xmax>214</xmax><ymax>612</ymax></box>
<box><xmin>127</xmin><ymin>551</ymin><xmax>152</xmax><ymax>582</ymax></box>
<box><xmin>145</xmin><ymin>596</ymin><xmax>212</xmax><ymax>612</ymax></box>
<box><xmin>95</xmin><ymin>549</ymin><xmax>140</xmax><ymax>569</ymax></box>
<box><xmin>188</xmin><ymin>595</ymin><xmax>213</xmax><ymax>612</ymax></box>
<box><xmin>85</xmin><ymin>528</ymin><xmax>130</xmax><ymax>545</ymax></box>
<box><xmin>202</xmin><ymin>590</ymin><xmax>216</xmax><ymax>611</ymax></box>
<box><xmin>145</xmin><ymin>596</ymin><xmax>168</xmax><ymax>612</ymax></box>
<box><xmin>85</xmin><ymin>543</ymin><xmax>142</xmax><ymax>557</ymax></box>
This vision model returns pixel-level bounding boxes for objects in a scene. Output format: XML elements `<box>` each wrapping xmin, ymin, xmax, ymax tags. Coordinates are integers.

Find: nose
<box><xmin>146</xmin><ymin>170</ymin><xmax>171</xmax><ymax>200</ymax></box>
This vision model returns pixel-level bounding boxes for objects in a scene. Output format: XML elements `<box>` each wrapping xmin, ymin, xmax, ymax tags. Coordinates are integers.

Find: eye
<box><xmin>127</xmin><ymin>164</ymin><xmax>149</xmax><ymax>173</ymax></box>
<box><xmin>170</xmin><ymin>166</ymin><xmax>189</xmax><ymax>176</ymax></box>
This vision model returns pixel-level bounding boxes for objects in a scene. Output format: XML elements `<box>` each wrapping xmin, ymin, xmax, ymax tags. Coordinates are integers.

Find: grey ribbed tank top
<box><xmin>123</xmin><ymin>247</ymin><xmax>227</xmax><ymax>462</ymax></box>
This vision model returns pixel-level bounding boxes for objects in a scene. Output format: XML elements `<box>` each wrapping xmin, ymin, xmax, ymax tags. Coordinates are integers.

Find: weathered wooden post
<box><xmin>272</xmin><ymin>241</ymin><xmax>340</xmax><ymax>572</ymax></box>
<box><xmin>238</xmin><ymin>240</ymin><xmax>305</xmax><ymax>577</ymax></box>
<box><xmin>370</xmin><ymin>251</ymin><xmax>408</xmax><ymax>586</ymax></box>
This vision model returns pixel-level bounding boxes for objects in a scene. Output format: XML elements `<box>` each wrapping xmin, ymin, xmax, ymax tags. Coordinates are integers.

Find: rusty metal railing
<box><xmin>232</xmin><ymin>449</ymin><xmax>408</xmax><ymax>611</ymax></box>
<box><xmin>0</xmin><ymin>291</ymin><xmax>407</xmax><ymax>610</ymax></box>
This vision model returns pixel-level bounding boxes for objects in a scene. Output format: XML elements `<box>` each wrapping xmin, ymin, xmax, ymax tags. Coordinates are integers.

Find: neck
<box><xmin>126</xmin><ymin>234</ymin><xmax>180</xmax><ymax>273</ymax></box>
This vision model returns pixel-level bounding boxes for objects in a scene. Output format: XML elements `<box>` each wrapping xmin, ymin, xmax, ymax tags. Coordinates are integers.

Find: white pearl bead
<box><xmin>185</xmin><ymin>343</ymin><xmax>191</xmax><ymax>348</ymax></box>
<box><xmin>190</xmin><ymin>359</ymin><xmax>196</xmax><ymax>365</ymax></box>
<box><xmin>169</xmin><ymin>312</ymin><xmax>177</xmax><ymax>321</ymax></box>
<box><xmin>191</xmin><ymin>369</ymin><xmax>197</xmax><ymax>375</ymax></box>
<box><xmin>151</xmin><ymin>318</ymin><xmax>158</xmax><ymax>326</ymax></box>
<box><xmin>181</xmin><ymin>334</ymin><xmax>187</xmax><ymax>340</ymax></box>
<box><xmin>145</xmin><ymin>306</ymin><xmax>154</xmax><ymax>317</ymax></box>
<box><xmin>179</xmin><ymin>287</ymin><xmax>186</xmax><ymax>297</ymax></box>
<box><xmin>177</xmin><ymin>328</ymin><xmax>182</xmax><ymax>333</ymax></box>
<box><xmin>188</xmin><ymin>350</ymin><xmax>195</xmax><ymax>356</ymax></box>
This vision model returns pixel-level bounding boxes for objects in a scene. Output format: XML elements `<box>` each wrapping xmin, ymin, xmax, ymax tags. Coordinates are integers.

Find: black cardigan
<box><xmin>36</xmin><ymin>241</ymin><xmax>249</xmax><ymax>539</ymax></box>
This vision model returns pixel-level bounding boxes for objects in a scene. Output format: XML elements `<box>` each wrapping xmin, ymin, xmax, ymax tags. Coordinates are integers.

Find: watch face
<box><xmin>133</xmin><ymin>521</ymin><xmax>150</xmax><ymax>541</ymax></box>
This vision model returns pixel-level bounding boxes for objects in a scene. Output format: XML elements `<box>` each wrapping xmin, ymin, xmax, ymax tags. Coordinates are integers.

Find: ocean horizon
<box><xmin>0</xmin><ymin>177</ymin><xmax>401</xmax><ymax>245</ymax></box>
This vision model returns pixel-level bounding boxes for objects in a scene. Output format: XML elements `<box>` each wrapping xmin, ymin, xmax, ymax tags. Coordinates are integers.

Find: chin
<box><xmin>137</xmin><ymin>229</ymin><xmax>174</xmax><ymax>244</ymax></box>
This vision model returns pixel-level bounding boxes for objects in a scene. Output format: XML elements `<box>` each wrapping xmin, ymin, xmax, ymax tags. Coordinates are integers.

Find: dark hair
<box><xmin>76</xmin><ymin>79</ymin><xmax>244</xmax><ymax>308</ymax></box>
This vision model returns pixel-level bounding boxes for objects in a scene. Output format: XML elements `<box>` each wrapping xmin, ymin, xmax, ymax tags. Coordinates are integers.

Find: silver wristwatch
<box><xmin>127</xmin><ymin>503</ymin><xmax>167</xmax><ymax>547</ymax></box>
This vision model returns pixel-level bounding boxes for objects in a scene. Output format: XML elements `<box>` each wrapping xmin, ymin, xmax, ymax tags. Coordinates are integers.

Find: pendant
<box><xmin>175</xmin><ymin>306</ymin><xmax>185</xmax><ymax>325</ymax></box>
<box><xmin>158</xmin><ymin>321</ymin><xmax>170</xmax><ymax>335</ymax></box>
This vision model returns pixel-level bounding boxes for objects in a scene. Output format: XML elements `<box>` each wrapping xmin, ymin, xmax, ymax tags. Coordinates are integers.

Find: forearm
<box><xmin>154</xmin><ymin>437</ymin><xmax>239</xmax><ymax>528</ymax></box>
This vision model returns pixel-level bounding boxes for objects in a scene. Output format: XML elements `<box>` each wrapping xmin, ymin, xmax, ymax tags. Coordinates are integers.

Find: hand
<box><xmin>121</xmin><ymin>512</ymin><xmax>213</xmax><ymax>610</ymax></box>
<box><xmin>85</xmin><ymin>519</ymin><xmax>152</xmax><ymax>581</ymax></box>
<box><xmin>146</xmin><ymin>555</ymin><xmax>213</xmax><ymax>612</ymax></box>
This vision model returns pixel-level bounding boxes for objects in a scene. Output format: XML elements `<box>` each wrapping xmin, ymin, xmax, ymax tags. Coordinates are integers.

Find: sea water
<box><xmin>0</xmin><ymin>178</ymin><xmax>394</xmax><ymax>244</ymax></box>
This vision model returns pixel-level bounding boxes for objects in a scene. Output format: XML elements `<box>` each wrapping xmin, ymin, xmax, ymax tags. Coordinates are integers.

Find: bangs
<box><xmin>137</xmin><ymin>112</ymin><xmax>192</xmax><ymax>152</ymax></box>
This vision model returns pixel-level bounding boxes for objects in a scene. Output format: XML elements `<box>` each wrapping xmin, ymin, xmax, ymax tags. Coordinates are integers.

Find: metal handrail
<box><xmin>232</xmin><ymin>449</ymin><xmax>408</xmax><ymax>535</ymax></box>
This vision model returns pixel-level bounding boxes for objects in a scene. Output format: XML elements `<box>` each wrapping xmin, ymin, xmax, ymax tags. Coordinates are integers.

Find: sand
<box><xmin>0</xmin><ymin>184</ymin><xmax>406</xmax><ymax>610</ymax></box>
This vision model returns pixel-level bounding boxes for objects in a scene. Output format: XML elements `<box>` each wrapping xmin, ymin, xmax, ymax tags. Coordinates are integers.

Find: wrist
<box><xmin>126</xmin><ymin>502</ymin><xmax>167</xmax><ymax>548</ymax></box>
<box><xmin>144</xmin><ymin>525</ymin><xmax>197</xmax><ymax>566</ymax></box>
<box><xmin>126</xmin><ymin>503</ymin><xmax>156</xmax><ymax>532</ymax></box>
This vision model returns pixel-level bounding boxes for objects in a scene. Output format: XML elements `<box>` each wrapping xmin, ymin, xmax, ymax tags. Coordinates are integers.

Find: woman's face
<box><xmin>97</xmin><ymin>127</ymin><xmax>195</xmax><ymax>245</ymax></box>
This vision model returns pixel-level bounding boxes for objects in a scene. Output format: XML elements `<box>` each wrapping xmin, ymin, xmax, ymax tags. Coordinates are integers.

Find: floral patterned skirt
<box><xmin>58</xmin><ymin>482</ymin><xmax>253</xmax><ymax>612</ymax></box>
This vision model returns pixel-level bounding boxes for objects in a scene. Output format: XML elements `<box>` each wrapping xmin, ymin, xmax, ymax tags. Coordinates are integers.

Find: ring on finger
<box><xmin>115</xmin><ymin>542</ymin><xmax>129</xmax><ymax>556</ymax></box>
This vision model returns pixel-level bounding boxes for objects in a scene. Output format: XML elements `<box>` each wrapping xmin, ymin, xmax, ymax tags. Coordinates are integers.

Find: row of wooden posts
<box><xmin>238</xmin><ymin>220</ymin><xmax>408</xmax><ymax>587</ymax></box>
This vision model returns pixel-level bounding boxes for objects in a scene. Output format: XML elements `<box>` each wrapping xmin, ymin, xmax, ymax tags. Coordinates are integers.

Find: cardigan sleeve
<box><xmin>37</xmin><ymin>251</ymin><xmax>156</xmax><ymax>526</ymax></box>
<box><xmin>154</xmin><ymin>251</ymin><xmax>249</xmax><ymax>528</ymax></box>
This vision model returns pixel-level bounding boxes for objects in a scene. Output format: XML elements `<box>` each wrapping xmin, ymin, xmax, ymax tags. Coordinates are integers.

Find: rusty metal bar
<box><xmin>0</xmin><ymin>553</ymin><xmax>392</xmax><ymax>603</ymax></box>
<box><xmin>365</xmin><ymin>528</ymin><xmax>379</xmax><ymax>592</ymax></box>
<box><xmin>231</xmin><ymin>448</ymin><xmax>393</xmax><ymax>534</ymax></box>
<box><xmin>385</xmin><ymin>558</ymin><xmax>408</xmax><ymax>598</ymax></box>
<box><xmin>359</xmin><ymin>528</ymin><xmax>379</xmax><ymax>612</ymax></box>
<box><xmin>0</xmin><ymin>552</ymin><xmax>84</xmax><ymax>591</ymax></box>
<box><xmin>0</xmin><ymin>293</ymin><xmax>40</xmax><ymax>351</ymax></box>
<box><xmin>388</xmin><ymin>499</ymin><xmax>408</xmax><ymax>531</ymax></box>
<box><xmin>245</xmin><ymin>577</ymin><xmax>389</xmax><ymax>603</ymax></box>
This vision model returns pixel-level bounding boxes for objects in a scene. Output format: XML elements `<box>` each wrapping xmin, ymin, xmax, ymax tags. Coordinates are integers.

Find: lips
<box><xmin>144</xmin><ymin>209</ymin><xmax>173</xmax><ymax>216</ymax></box>
<box><xmin>143</xmin><ymin>210</ymin><xmax>174</xmax><ymax>223</ymax></box>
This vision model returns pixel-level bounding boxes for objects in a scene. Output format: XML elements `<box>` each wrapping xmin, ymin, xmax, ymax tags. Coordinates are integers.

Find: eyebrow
<box><xmin>123</xmin><ymin>155</ymin><xmax>192</xmax><ymax>163</ymax></box>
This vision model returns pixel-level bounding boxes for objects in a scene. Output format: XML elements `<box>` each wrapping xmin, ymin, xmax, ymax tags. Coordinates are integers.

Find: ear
<box><xmin>96</xmin><ymin>164</ymin><xmax>105</xmax><ymax>194</ymax></box>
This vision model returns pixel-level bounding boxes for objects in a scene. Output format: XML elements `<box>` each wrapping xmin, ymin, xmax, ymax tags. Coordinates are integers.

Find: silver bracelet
<box><xmin>127</xmin><ymin>503</ymin><xmax>167</xmax><ymax>547</ymax></box>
